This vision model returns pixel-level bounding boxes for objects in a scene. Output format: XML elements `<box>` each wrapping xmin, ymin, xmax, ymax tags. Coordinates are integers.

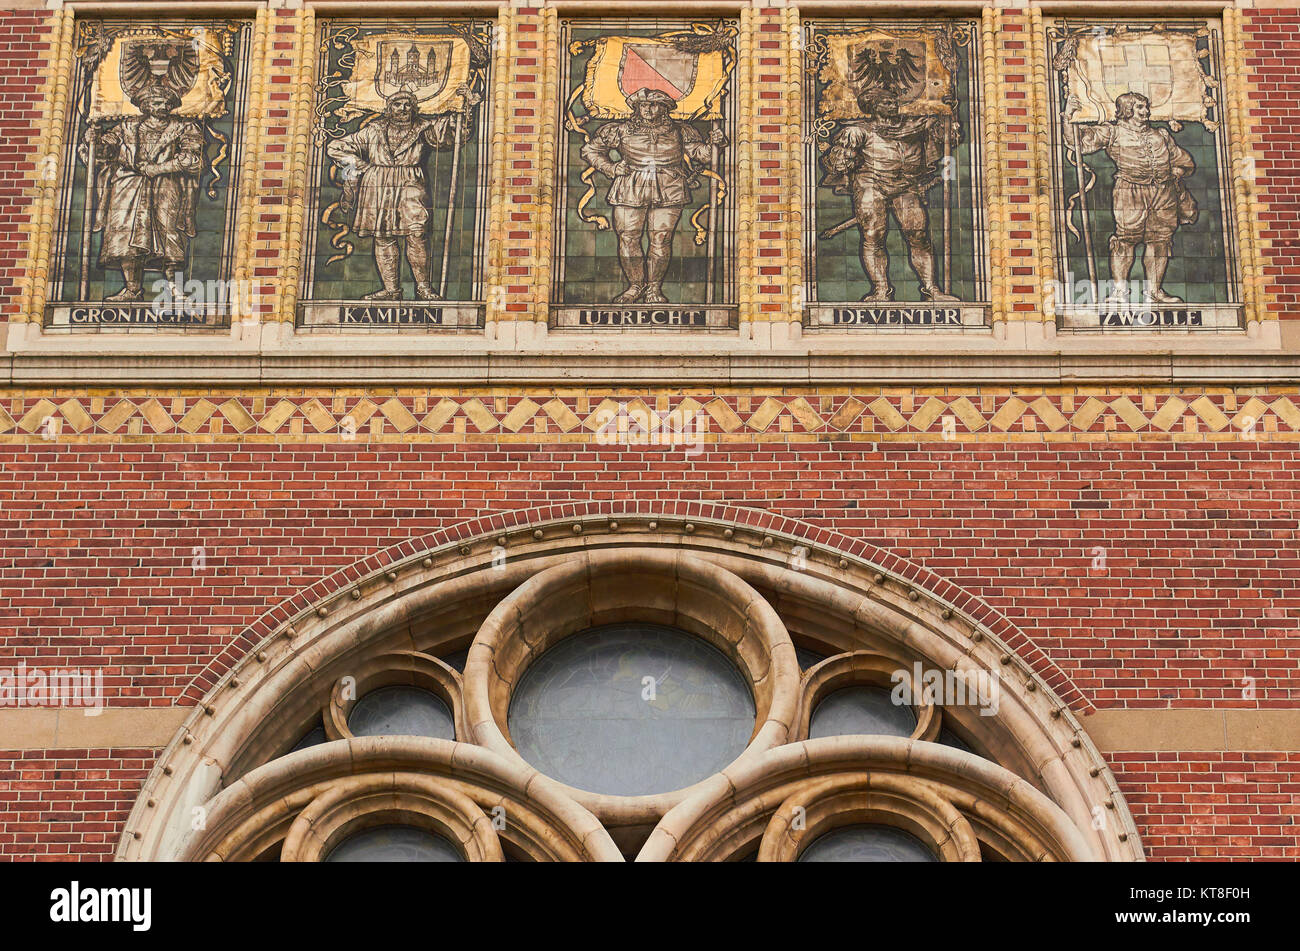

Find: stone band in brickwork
<box><xmin>3</xmin><ymin>386</ymin><xmax>1300</xmax><ymax>442</ymax></box>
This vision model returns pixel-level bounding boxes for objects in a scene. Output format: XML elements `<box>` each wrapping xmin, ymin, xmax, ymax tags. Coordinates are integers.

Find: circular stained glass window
<box><xmin>808</xmin><ymin>685</ymin><xmax>916</xmax><ymax>739</ymax></box>
<box><xmin>325</xmin><ymin>825</ymin><xmax>463</xmax><ymax>863</ymax></box>
<box><xmin>347</xmin><ymin>686</ymin><xmax>455</xmax><ymax>740</ymax></box>
<box><xmin>797</xmin><ymin>825</ymin><xmax>937</xmax><ymax>863</ymax></box>
<box><xmin>507</xmin><ymin>623</ymin><xmax>756</xmax><ymax>796</ymax></box>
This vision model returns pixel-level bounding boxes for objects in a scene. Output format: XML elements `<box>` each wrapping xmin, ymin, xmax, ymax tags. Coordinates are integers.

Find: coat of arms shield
<box><xmin>617</xmin><ymin>43</ymin><xmax>699</xmax><ymax>101</ymax></box>
<box><xmin>374</xmin><ymin>39</ymin><xmax>453</xmax><ymax>104</ymax></box>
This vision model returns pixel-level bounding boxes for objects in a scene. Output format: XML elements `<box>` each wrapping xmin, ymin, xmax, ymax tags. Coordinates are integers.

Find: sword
<box><xmin>820</xmin><ymin>174</ymin><xmax>941</xmax><ymax>241</ymax></box>
<box><xmin>820</xmin><ymin>217</ymin><xmax>860</xmax><ymax>240</ymax></box>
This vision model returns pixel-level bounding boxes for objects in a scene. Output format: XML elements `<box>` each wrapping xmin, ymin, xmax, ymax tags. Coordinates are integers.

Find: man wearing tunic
<box><xmin>327</xmin><ymin>89</ymin><xmax>471</xmax><ymax>301</ymax></box>
<box><xmin>821</xmin><ymin>89</ymin><xmax>958</xmax><ymax>303</ymax></box>
<box><xmin>85</xmin><ymin>87</ymin><xmax>203</xmax><ymax>302</ymax></box>
<box><xmin>581</xmin><ymin>87</ymin><xmax>728</xmax><ymax>305</ymax></box>
<box><xmin>1067</xmin><ymin>91</ymin><xmax>1198</xmax><ymax>304</ymax></box>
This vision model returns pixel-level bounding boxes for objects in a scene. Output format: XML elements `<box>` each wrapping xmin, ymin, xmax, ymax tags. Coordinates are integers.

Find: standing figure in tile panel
<box><xmin>1046</xmin><ymin>19</ymin><xmax>1241</xmax><ymax>330</ymax></box>
<box><xmin>301</xmin><ymin>19</ymin><xmax>493</xmax><ymax>330</ymax></box>
<box><xmin>554</xmin><ymin>19</ymin><xmax>737</xmax><ymax>330</ymax></box>
<box><xmin>803</xmin><ymin>19</ymin><xmax>988</xmax><ymax>330</ymax></box>
<box><xmin>47</xmin><ymin>19</ymin><xmax>252</xmax><ymax>330</ymax></box>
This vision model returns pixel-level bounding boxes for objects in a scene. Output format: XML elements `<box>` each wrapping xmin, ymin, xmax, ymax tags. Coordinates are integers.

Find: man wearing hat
<box><xmin>84</xmin><ymin>86</ymin><xmax>204</xmax><ymax>302</ymax></box>
<box><xmin>582</xmin><ymin>87</ymin><xmax>728</xmax><ymax>305</ymax></box>
<box><xmin>328</xmin><ymin>88</ymin><xmax>478</xmax><ymax>301</ymax></box>
<box><xmin>1066</xmin><ymin>91</ymin><xmax>1198</xmax><ymax>305</ymax></box>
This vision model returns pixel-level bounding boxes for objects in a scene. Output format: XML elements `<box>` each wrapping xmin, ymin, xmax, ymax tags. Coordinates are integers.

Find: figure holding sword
<box><xmin>819</xmin><ymin>88</ymin><xmax>958</xmax><ymax>304</ymax></box>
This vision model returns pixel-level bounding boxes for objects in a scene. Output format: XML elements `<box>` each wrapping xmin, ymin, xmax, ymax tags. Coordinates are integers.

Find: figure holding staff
<box><xmin>327</xmin><ymin>85</ymin><xmax>480</xmax><ymax>301</ymax></box>
<box><xmin>1066</xmin><ymin>91</ymin><xmax>1197</xmax><ymax>305</ymax></box>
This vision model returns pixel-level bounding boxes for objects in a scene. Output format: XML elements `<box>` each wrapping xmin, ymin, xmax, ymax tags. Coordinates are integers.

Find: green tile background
<box><xmin>1052</xmin><ymin>28</ymin><xmax>1235</xmax><ymax>305</ymax></box>
<box><xmin>308</xmin><ymin>22</ymin><xmax>489</xmax><ymax>302</ymax></box>
<box><xmin>56</xmin><ymin>24</ymin><xmax>248</xmax><ymax>302</ymax></box>
<box><xmin>1059</xmin><ymin>121</ymin><xmax>1232</xmax><ymax>304</ymax></box>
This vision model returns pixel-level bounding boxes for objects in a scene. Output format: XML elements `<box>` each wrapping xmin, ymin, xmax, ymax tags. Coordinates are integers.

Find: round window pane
<box><xmin>325</xmin><ymin>825</ymin><xmax>463</xmax><ymax>863</ymax></box>
<box><xmin>808</xmin><ymin>685</ymin><xmax>916</xmax><ymax>739</ymax></box>
<box><xmin>798</xmin><ymin>825</ymin><xmax>938</xmax><ymax>863</ymax></box>
<box><xmin>347</xmin><ymin>686</ymin><xmax>455</xmax><ymax>740</ymax></box>
<box><xmin>508</xmin><ymin>623</ymin><xmax>756</xmax><ymax>796</ymax></box>
<box><xmin>290</xmin><ymin>723</ymin><xmax>327</xmax><ymax>752</ymax></box>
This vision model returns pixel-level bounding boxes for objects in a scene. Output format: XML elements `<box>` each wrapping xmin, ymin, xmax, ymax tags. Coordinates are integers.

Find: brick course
<box><xmin>0</xmin><ymin>750</ymin><xmax>153</xmax><ymax>861</ymax></box>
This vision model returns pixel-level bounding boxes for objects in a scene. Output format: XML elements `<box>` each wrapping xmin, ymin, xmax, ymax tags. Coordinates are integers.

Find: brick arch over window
<box><xmin>182</xmin><ymin>502</ymin><xmax>1089</xmax><ymax>713</ymax></box>
<box><xmin>123</xmin><ymin>505</ymin><xmax>1141</xmax><ymax>862</ymax></box>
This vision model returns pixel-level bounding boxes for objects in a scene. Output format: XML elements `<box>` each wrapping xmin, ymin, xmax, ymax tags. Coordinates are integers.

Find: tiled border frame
<box><xmin>537</xmin><ymin>2</ymin><xmax>754</xmax><ymax>338</ymax></box>
<box><xmin>281</xmin><ymin>3</ymin><xmax>509</xmax><ymax>326</ymax></box>
<box><xmin>6</xmin><ymin>0</ymin><xmax>1282</xmax><ymax>356</ymax></box>
<box><xmin>14</xmin><ymin>1</ymin><xmax>270</xmax><ymax>333</ymax></box>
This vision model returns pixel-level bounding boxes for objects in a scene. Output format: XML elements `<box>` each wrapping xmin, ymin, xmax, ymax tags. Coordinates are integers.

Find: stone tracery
<box><xmin>120</xmin><ymin>512</ymin><xmax>1142</xmax><ymax>862</ymax></box>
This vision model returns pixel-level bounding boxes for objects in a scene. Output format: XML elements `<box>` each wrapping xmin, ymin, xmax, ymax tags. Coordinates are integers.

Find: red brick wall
<box><xmin>1112</xmin><ymin>752</ymin><xmax>1300</xmax><ymax>860</ymax></box>
<box><xmin>0</xmin><ymin>10</ymin><xmax>55</xmax><ymax>324</ymax></box>
<box><xmin>0</xmin><ymin>750</ymin><xmax>153</xmax><ymax>861</ymax></box>
<box><xmin>3</xmin><ymin>440</ymin><xmax>1297</xmax><ymax>708</ymax></box>
<box><xmin>1</xmin><ymin>434</ymin><xmax>1298</xmax><ymax>859</ymax></box>
<box><xmin>2</xmin><ymin>8</ymin><xmax>1299</xmax><ymax>865</ymax></box>
<box><xmin>1245</xmin><ymin>10</ymin><xmax>1300</xmax><ymax>319</ymax></box>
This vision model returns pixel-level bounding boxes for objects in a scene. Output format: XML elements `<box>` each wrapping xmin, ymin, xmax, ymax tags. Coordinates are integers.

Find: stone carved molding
<box><xmin>187</xmin><ymin>738</ymin><xmax>618</xmax><ymax>862</ymax></box>
<box><xmin>793</xmin><ymin>650</ymin><xmax>942</xmax><ymax>744</ymax></box>
<box><xmin>643</xmin><ymin>737</ymin><xmax>1094</xmax><ymax>862</ymax></box>
<box><xmin>321</xmin><ymin>650</ymin><xmax>467</xmax><ymax>743</ymax></box>
<box><xmin>278</xmin><ymin>771</ymin><xmax>505</xmax><ymax>863</ymax></box>
<box><xmin>118</xmin><ymin>511</ymin><xmax>1142</xmax><ymax>862</ymax></box>
<box><xmin>463</xmin><ymin>548</ymin><xmax>801</xmax><ymax>826</ymax></box>
<box><xmin>757</xmin><ymin>771</ymin><xmax>981</xmax><ymax>863</ymax></box>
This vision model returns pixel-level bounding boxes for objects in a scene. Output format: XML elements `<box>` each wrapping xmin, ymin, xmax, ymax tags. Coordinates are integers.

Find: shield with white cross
<box><xmin>1067</xmin><ymin>33</ymin><xmax>1209</xmax><ymax>123</ymax></box>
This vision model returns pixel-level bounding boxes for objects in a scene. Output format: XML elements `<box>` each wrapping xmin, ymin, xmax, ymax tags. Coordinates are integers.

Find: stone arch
<box><xmin>123</xmin><ymin>508</ymin><xmax>1138</xmax><ymax>862</ymax></box>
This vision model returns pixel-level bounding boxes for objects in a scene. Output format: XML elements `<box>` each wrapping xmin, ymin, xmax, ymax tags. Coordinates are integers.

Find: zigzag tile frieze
<box><xmin>2</xmin><ymin>389</ymin><xmax>1298</xmax><ymax>443</ymax></box>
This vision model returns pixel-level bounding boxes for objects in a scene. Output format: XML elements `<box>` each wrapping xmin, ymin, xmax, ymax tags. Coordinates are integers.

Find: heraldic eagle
<box><xmin>851</xmin><ymin>43</ymin><xmax>923</xmax><ymax>99</ymax></box>
<box><xmin>119</xmin><ymin>39</ymin><xmax>201</xmax><ymax>107</ymax></box>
